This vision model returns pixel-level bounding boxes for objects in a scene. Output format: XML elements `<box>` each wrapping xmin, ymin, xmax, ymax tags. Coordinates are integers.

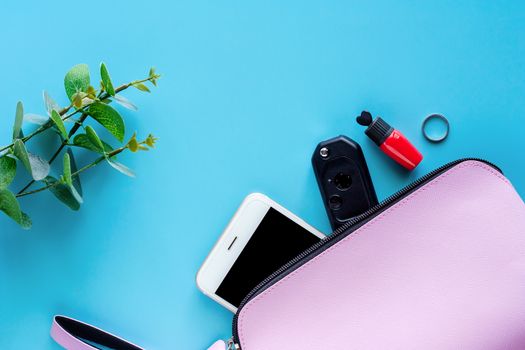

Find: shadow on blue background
<box><xmin>1</xmin><ymin>1</ymin><xmax>524</xmax><ymax>348</ymax></box>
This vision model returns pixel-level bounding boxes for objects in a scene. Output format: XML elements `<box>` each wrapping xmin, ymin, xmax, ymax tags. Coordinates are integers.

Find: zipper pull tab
<box><xmin>227</xmin><ymin>337</ymin><xmax>240</xmax><ymax>350</ymax></box>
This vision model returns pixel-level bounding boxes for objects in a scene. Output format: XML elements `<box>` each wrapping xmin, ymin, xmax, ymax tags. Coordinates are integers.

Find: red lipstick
<box><xmin>356</xmin><ymin>111</ymin><xmax>423</xmax><ymax>170</ymax></box>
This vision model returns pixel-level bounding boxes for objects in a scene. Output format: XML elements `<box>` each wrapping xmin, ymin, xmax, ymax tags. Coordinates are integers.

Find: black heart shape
<box><xmin>356</xmin><ymin>111</ymin><xmax>373</xmax><ymax>126</ymax></box>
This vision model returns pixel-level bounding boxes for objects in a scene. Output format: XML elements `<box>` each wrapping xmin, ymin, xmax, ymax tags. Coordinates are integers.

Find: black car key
<box><xmin>312</xmin><ymin>135</ymin><xmax>378</xmax><ymax>230</ymax></box>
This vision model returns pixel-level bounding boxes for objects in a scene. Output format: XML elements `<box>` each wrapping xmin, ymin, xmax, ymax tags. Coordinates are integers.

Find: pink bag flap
<box><xmin>236</xmin><ymin>161</ymin><xmax>525</xmax><ymax>349</ymax></box>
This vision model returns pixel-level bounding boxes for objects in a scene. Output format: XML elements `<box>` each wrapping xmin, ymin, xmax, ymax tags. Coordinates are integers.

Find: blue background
<box><xmin>1</xmin><ymin>1</ymin><xmax>524</xmax><ymax>348</ymax></box>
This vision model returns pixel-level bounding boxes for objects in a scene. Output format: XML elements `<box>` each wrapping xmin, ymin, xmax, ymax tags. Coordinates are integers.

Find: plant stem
<box><xmin>16</xmin><ymin>147</ymin><xmax>127</xmax><ymax>198</ymax></box>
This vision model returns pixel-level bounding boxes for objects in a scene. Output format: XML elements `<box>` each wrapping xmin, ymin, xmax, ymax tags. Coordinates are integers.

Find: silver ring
<box><xmin>422</xmin><ymin>114</ymin><xmax>449</xmax><ymax>143</ymax></box>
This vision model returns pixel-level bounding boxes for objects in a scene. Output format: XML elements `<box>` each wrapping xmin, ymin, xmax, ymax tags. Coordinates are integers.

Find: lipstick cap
<box><xmin>365</xmin><ymin>117</ymin><xmax>394</xmax><ymax>146</ymax></box>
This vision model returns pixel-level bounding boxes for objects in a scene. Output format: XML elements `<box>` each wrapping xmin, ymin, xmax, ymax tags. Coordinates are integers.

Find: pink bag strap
<box><xmin>50</xmin><ymin>315</ymin><xmax>144</xmax><ymax>350</ymax></box>
<box><xmin>207</xmin><ymin>340</ymin><xmax>228</xmax><ymax>350</ymax></box>
<box><xmin>51</xmin><ymin>315</ymin><xmax>230</xmax><ymax>350</ymax></box>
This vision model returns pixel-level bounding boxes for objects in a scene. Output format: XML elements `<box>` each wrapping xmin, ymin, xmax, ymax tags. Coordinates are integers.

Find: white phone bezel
<box><xmin>196</xmin><ymin>192</ymin><xmax>325</xmax><ymax>312</ymax></box>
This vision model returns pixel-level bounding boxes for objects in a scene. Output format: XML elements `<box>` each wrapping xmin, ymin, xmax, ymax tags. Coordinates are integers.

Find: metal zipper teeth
<box><xmin>232</xmin><ymin>158</ymin><xmax>501</xmax><ymax>345</ymax></box>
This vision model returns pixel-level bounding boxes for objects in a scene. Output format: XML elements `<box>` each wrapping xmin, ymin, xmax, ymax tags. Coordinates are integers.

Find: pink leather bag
<box><xmin>228</xmin><ymin>159</ymin><xmax>525</xmax><ymax>350</ymax></box>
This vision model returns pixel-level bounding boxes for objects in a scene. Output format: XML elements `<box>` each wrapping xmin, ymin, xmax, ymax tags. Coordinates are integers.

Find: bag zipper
<box><xmin>231</xmin><ymin>158</ymin><xmax>501</xmax><ymax>347</ymax></box>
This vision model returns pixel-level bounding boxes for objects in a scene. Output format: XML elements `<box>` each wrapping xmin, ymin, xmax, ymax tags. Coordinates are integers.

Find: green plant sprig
<box><xmin>0</xmin><ymin>63</ymin><xmax>160</xmax><ymax>229</ymax></box>
<box><xmin>14</xmin><ymin>75</ymin><xmax>157</xmax><ymax>195</ymax></box>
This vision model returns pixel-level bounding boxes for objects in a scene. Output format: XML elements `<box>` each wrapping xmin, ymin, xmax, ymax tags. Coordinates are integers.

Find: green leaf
<box><xmin>133</xmin><ymin>83</ymin><xmax>150</xmax><ymax>92</ymax></box>
<box><xmin>50</xmin><ymin>110</ymin><xmax>68</xmax><ymax>140</ymax></box>
<box><xmin>24</xmin><ymin>113</ymin><xmax>49</xmax><ymax>125</ymax></box>
<box><xmin>12</xmin><ymin>101</ymin><xmax>23</xmax><ymax>140</ymax></box>
<box><xmin>149</xmin><ymin>67</ymin><xmax>157</xmax><ymax>86</ymax></box>
<box><xmin>0</xmin><ymin>188</ymin><xmax>28</xmax><ymax>228</ymax></box>
<box><xmin>73</xmin><ymin>133</ymin><xmax>113</xmax><ymax>154</ymax></box>
<box><xmin>27</xmin><ymin>153</ymin><xmax>50</xmax><ymax>181</ymax></box>
<box><xmin>63</xmin><ymin>152</ymin><xmax>72</xmax><ymax>186</ymax></box>
<box><xmin>43</xmin><ymin>91</ymin><xmax>59</xmax><ymax>115</ymax></box>
<box><xmin>85</xmin><ymin>126</ymin><xmax>105</xmax><ymax>152</ymax></box>
<box><xmin>64</xmin><ymin>64</ymin><xmax>90</xmax><ymax>101</ymax></box>
<box><xmin>113</xmin><ymin>94</ymin><xmax>137</xmax><ymax>111</ymax></box>
<box><xmin>43</xmin><ymin>176</ymin><xmax>82</xmax><ymax>211</ymax></box>
<box><xmin>68</xmin><ymin>184</ymin><xmax>83</xmax><ymax>205</ymax></box>
<box><xmin>73</xmin><ymin>134</ymin><xmax>102</xmax><ymax>152</ymax></box>
<box><xmin>60</xmin><ymin>151</ymin><xmax>82</xmax><ymax>205</ymax></box>
<box><xmin>0</xmin><ymin>156</ymin><xmax>16</xmax><ymax>189</ymax></box>
<box><xmin>13</xmin><ymin>140</ymin><xmax>50</xmax><ymax>181</ymax></box>
<box><xmin>100</xmin><ymin>63</ymin><xmax>115</xmax><ymax>96</ymax></box>
<box><xmin>19</xmin><ymin>212</ymin><xmax>32</xmax><ymax>229</ymax></box>
<box><xmin>67</xmin><ymin>148</ymin><xmax>82</xmax><ymax>196</ymax></box>
<box><xmin>13</xmin><ymin>140</ymin><xmax>31</xmax><ymax>174</ymax></box>
<box><xmin>88</xmin><ymin>102</ymin><xmax>125</xmax><ymax>142</ymax></box>
<box><xmin>107</xmin><ymin>159</ymin><xmax>135</xmax><ymax>177</ymax></box>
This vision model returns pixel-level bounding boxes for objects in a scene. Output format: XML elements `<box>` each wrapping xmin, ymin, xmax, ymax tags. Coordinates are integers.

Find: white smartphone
<box><xmin>196</xmin><ymin>193</ymin><xmax>325</xmax><ymax>312</ymax></box>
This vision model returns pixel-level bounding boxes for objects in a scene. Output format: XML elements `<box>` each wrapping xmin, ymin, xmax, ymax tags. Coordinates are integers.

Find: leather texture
<box><xmin>237</xmin><ymin>161</ymin><xmax>525</xmax><ymax>349</ymax></box>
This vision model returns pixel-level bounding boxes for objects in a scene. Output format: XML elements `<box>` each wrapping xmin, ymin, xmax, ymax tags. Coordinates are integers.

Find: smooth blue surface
<box><xmin>1</xmin><ymin>1</ymin><xmax>524</xmax><ymax>348</ymax></box>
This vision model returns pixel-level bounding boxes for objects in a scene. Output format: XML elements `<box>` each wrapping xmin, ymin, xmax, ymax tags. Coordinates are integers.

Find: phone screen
<box><xmin>215</xmin><ymin>207</ymin><xmax>322</xmax><ymax>307</ymax></box>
